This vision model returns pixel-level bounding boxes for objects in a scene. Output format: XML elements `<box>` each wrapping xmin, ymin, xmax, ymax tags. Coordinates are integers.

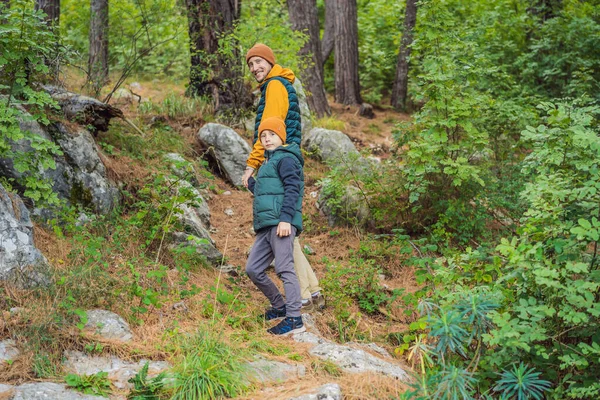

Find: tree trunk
<box><xmin>185</xmin><ymin>0</ymin><xmax>250</xmax><ymax>113</ymax></box>
<box><xmin>321</xmin><ymin>0</ymin><xmax>335</xmax><ymax>64</ymax></box>
<box><xmin>333</xmin><ymin>0</ymin><xmax>361</xmax><ymax>105</ymax></box>
<box><xmin>35</xmin><ymin>0</ymin><xmax>59</xmax><ymax>25</ymax></box>
<box><xmin>287</xmin><ymin>0</ymin><xmax>330</xmax><ymax>118</ymax></box>
<box><xmin>89</xmin><ymin>0</ymin><xmax>109</xmax><ymax>90</ymax></box>
<box><xmin>391</xmin><ymin>0</ymin><xmax>417</xmax><ymax>111</ymax></box>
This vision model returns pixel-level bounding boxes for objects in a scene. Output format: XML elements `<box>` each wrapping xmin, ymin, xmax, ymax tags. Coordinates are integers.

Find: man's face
<box><xmin>248</xmin><ymin>56</ymin><xmax>272</xmax><ymax>83</ymax></box>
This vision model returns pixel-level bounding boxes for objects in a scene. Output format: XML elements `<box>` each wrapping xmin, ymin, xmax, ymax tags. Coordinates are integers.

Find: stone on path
<box><xmin>84</xmin><ymin>309</ymin><xmax>133</xmax><ymax>343</ymax></box>
<box><xmin>292</xmin><ymin>332</ymin><xmax>409</xmax><ymax>381</ymax></box>
<box><xmin>245</xmin><ymin>356</ymin><xmax>306</xmax><ymax>384</ymax></box>
<box><xmin>0</xmin><ymin>339</ymin><xmax>20</xmax><ymax>364</ymax></box>
<box><xmin>288</xmin><ymin>383</ymin><xmax>343</xmax><ymax>400</ymax></box>
<box><xmin>2</xmin><ymin>382</ymin><xmax>106</xmax><ymax>400</ymax></box>
<box><xmin>64</xmin><ymin>350</ymin><xmax>171</xmax><ymax>390</ymax></box>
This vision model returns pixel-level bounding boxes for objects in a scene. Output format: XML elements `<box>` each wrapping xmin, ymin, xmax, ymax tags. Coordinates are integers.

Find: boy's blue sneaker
<box><xmin>267</xmin><ymin>316</ymin><xmax>306</xmax><ymax>336</ymax></box>
<box><xmin>264</xmin><ymin>306</ymin><xmax>286</xmax><ymax>321</ymax></box>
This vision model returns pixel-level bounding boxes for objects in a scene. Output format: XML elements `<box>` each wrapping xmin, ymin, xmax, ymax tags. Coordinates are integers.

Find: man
<box><xmin>243</xmin><ymin>43</ymin><xmax>325</xmax><ymax>310</ymax></box>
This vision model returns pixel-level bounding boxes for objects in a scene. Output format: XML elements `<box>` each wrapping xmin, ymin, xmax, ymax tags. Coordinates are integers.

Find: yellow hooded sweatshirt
<box><xmin>246</xmin><ymin>64</ymin><xmax>296</xmax><ymax>170</ymax></box>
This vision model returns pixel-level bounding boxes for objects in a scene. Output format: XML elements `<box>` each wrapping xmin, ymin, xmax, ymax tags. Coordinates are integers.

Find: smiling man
<box><xmin>242</xmin><ymin>43</ymin><xmax>302</xmax><ymax>188</ymax></box>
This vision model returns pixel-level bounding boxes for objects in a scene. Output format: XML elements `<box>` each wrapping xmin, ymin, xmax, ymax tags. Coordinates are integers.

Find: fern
<box><xmin>493</xmin><ymin>363</ymin><xmax>551</xmax><ymax>400</ymax></box>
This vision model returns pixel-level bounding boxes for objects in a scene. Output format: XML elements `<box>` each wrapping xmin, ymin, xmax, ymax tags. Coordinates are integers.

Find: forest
<box><xmin>1</xmin><ymin>0</ymin><xmax>600</xmax><ymax>398</ymax></box>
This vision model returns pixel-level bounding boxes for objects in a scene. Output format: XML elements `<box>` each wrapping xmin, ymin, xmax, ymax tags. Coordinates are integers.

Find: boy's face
<box><xmin>260</xmin><ymin>129</ymin><xmax>283</xmax><ymax>151</ymax></box>
<box><xmin>247</xmin><ymin>56</ymin><xmax>272</xmax><ymax>83</ymax></box>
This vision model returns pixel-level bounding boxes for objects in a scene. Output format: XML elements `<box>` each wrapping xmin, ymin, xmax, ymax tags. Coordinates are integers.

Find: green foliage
<box><xmin>493</xmin><ymin>363</ymin><xmax>551</xmax><ymax>400</ymax></box>
<box><xmin>127</xmin><ymin>362</ymin><xmax>168</xmax><ymax>400</ymax></box>
<box><xmin>0</xmin><ymin>0</ymin><xmax>71</xmax><ymax>205</ymax></box>
<box><xmin>404</xmin><ymin>101</ymin><xmax>599</xmax><ymax>398</ymax></box>
<box><xmin>171</xmin><ymin>329</ymin><xmax>248</xmax><ymax>400</ymax></box>
<box><xmin>61</xmin><ymin>0</ymin><xmax>189</xmax><ymax>80</ymax></box>
<box><xmin>65</xmin><ymin>371</ymin><xmax>112</xmax><ymax>397</ymax></box>
<box><xmin>356</xmin><ymin>0</ymin><xmax>403</xmax><ymax>104</ymax></box>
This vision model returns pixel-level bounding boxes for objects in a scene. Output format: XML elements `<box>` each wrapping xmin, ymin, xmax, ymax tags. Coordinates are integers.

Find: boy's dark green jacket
<box><xmin>249</xmin><ymin>143</ymin><xmax>304</xmax><ymax>234</ymax></box>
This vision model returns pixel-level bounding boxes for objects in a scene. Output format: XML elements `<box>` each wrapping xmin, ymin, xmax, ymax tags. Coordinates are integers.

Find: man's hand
<box><xmin>276</xmin><ymin>222</ymin><xmax>292</xmax><ymax>237</ymax></box>
<box><xmin>242</xmin><ymin>167</ymin><xmax>254</xmax><ymax>188</ymax></box>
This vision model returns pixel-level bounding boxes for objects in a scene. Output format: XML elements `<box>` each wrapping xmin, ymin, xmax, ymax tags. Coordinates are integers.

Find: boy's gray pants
<box><xmin>246</xmin><ymin>226</ymin><xmax>302</xmax><ymax>317</ymax></box>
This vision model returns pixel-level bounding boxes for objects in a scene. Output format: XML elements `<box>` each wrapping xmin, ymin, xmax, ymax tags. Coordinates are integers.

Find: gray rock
<box><xmin>292</xmin><ymin>331</ymin><xmax>325</xmax><ymax>345</ymax></box>
<box><xmin>197</xmin><ymin>123</ymin><xmax>251</xmax><ymax>187</ymax></box>
<box><xmin>245</xmin><ymin>356</ymin><xmax>306</xmax><ymax>384</ymax></box>
<box><xmin>64</xmin><ymin>350</ymin><xmax>171</xmax><ymax>390</ymax></box>
<box><xmin>302</xmin><ymin>244</ymin><xmax>315</xmax><ymax>255</ymax></box>
<box><xmin>170</xmin><ymin>232</ymin><xmax>224</xmax><ymax>266</ymax></box>
<box><xmin>309</xmin><ymin>342</ymin><xmax>408</xmax><ymax>380</ymax></box>
<box><xmin>0</xmin><ymin>384</ymin><xmax>13</xmax><ymax>394</ymax></box>
<box><xmin>0</xmin><ymin>106</ymin><xmax>120</xmax><ymax>217</ymax></box>
<box><xmin>346</xmin><ymin>342</ymin><xmax>392</xmax><ymax>358</ymax></box>
<box><xmin>10</xmin><ymin>382</ymin><xmax>105</xmax><ymax>400</ymax></box>
<box><xmin>173</xmin><ymin>180</ymin><xmax>211</xmax><ymax>236</ymax></box>
<box><xmin>0</xmin><ymin>184</ymin><xmax>50</xmax><ymax>286</ymax></box>
<box><xmin>293</xmin><ymin>78</ymin><xmax>313</xmax><ymax>136</ymax></box>
<box><xmin>317</xmin><ymin>182</ymin><xmax>371</xmax><ymax>227</ymax></box>
<box><xmin>84</xmin><ymin>309</ymin><xmax>133</xmax><ymax>343</ymax></box>
<box><xmin>288</xmin><ymin>383</ymin><xmax>342</xmax><ymax>400</ymax></box>
<box><xmin>302</xmin><ymin>128</ymin><xmax>359</xmax><ymax>166</ymax></box>
<box><xmin>163</xmin><ymin>153</ymin><xmax>200</xmax><ymax>187</ymax></box>
<box><xmin>292</xmin><ymin>334</ymin><xmax>408</xmax><ymax>380</ymax></box>
<box><xmin>0</xmin><ymin>339</ymin><xmax>20</xmax><ymax>363</ymax></box>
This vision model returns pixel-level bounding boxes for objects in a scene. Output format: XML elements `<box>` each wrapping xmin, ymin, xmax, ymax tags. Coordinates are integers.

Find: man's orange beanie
<box><xmin>259</xmin><ymin>117</ymin><xmax>287</xmax><ymax>144</ymax></box>
<box><xmin>246</xmin><ymin>43</ymin><xmax>276</xmax><ymax>66</ymax></box>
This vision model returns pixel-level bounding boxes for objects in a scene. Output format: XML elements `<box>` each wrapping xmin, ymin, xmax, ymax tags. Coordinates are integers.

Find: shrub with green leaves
<box><xmin>0</xmin><ymin>0</ymin><xmax>72</xmax><ymax>206</ymax></box>
<box><xmin>402</xmin><ymin>101</ymin><xmax>599</xmax><ymax>398</ymax></box>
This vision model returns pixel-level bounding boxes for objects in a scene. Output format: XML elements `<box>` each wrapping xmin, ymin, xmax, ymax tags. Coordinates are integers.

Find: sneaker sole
<box><xmin>273</xmin><ymin>325</ymin><xmax>306</xmax><ymax>336</ymax></box>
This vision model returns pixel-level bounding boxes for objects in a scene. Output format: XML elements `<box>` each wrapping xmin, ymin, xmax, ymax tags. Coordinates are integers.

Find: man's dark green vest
<box><xmin>253</xmin><ymin>77</ymin><xmax>302</xmax><ymax>146</ymax></box>
<box><xmin>253</xmin><ymin>144</ymin><xmax>304</xmax><ymax>234</ymax></box>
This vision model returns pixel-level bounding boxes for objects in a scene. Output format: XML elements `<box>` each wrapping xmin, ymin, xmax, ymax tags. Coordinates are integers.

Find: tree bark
<box><xmin>333</xmin><ymin>0</ymin><xmax>361</xmax><ymax>105</ymax></box>
<box><xmin>89</xmin><ymin>0</ymin><xmax>109</xmax><ymax>89</ymax></box>
<box><xmin>185</xmin><ymin>0</ymin><xmax>250</xmax><ymax>112</ymax></box>
<box><xmin>321</xmin><ymin>0</ymin><xmax>335</xmax><ymax>64</ymax></box>
<box><xmin>35</xmin><ymin>0</ymin><xmax>59</xmax><ymax>25</ymax></box>
<box><xmin>287</xmin><ymin>0</ymin><xmax>330</xmax><ymax>118</ymax></box>
<box><xmin>391</xmin><ymin>0</ymin><xmax>417</xmax><ymax>111</ymax></box>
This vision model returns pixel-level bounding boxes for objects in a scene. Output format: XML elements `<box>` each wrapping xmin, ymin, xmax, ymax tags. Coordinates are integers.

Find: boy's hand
<box><xmin>276</xmin><ymin>222</ymin><xmax>292</xmax><ymax>237</ymax></box>
<box><xmin>242</xmin><ymin>168</ymin><xmax>254</xmax><ymax>188</ymax></box>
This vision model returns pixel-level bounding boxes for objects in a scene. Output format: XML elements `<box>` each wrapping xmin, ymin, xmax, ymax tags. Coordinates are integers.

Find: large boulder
<box><xmin>302</xmin><ymin>128</ymin><xmax>360</xmax><ymax>165</ymax></box>
<box><xmin>293</xmin><ymin>78</ymin><xmax>313</xmax><ymax>136</ymax></box>
<box><xmin>197</xmin><ymin>123</ymin><xmax>251</xmax><ymax>187</ymax></box>
<box><xmin>0</xmin><ymin>184</ymin><xmax>50</xmax><ymax>286</ymax></box>
<box><xmin>0</xmin><ymin>105</ymin><xmax>120</xmax><ymax>217</ymax></box>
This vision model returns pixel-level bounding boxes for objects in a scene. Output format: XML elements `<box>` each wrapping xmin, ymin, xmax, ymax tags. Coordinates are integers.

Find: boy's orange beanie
<box><xmin>259</xmin><ymin>117</ymin><xmax>287</xmax><ymax>143</ymax></box>
<box><xmin>246</xmin><ymin>43</ymin><xmax>276</xmax><ymax>66</ymax></box>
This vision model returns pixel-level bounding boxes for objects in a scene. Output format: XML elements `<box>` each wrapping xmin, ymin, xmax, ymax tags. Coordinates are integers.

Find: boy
<box><xmin>246</xmin><ymin>116</ymin><xmax>306</xmax><ymax>336</ymax></box>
